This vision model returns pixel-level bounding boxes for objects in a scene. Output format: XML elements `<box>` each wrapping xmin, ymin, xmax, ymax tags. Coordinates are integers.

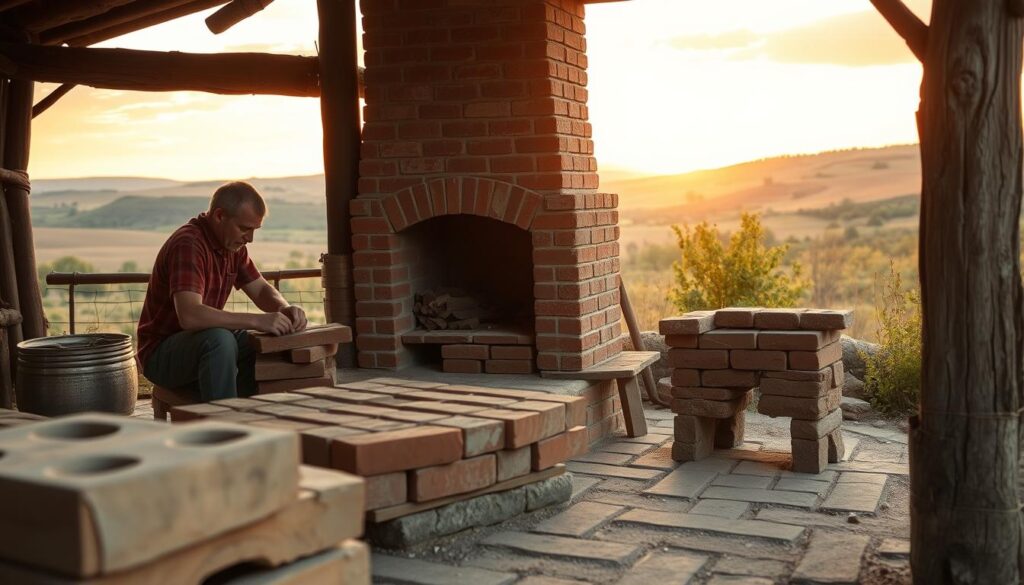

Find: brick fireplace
<box><xmin>350</xmin><ymin>0</ymin><xmax>624</xmax><ymax>373</ymax></box>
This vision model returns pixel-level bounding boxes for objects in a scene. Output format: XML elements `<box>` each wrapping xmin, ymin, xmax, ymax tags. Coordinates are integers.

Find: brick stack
<box><xmin>169</xmin><ymin>378</ymin><xmax>588</xmax><ymax>516</ymax></box>
<box><xmin>402</xmin><ymin>327</ymin><xmax>535</xmax><ymax>374</ymax></box>
<box><xmin>250</xmin><ymin>323</ymin><xmax>352</xmax><ymax>393</ymax></box>
<box><xmin>659</xmin><ymin>308</ymin><xmax>851</xmax><ymax>474</ymax></box>
<box><xmin>0</xmin><ymin>413</ymin><xmax>369</xmax><ymax>583</ymax></box>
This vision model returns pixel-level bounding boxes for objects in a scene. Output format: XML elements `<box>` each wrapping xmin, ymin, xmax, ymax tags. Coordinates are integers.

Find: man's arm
<box><xmin>173</xmin><ymin>291</ymin><xmax>293</xmax><ymax>335</ymax></box>
<box><xmin>241</xmin><ymin>277</ymin><xmax>308</xmax><ymax>332</ymax></box>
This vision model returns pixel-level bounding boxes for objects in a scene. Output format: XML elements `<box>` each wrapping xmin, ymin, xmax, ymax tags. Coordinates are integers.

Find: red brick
<box><xmin>485</xmin><ymin>359</ymin><xmax>534</xmax><ymax>374</ymax></box>
<box><xmin>670</xmin><ymin>369</ymin><xmax>701</xmax><ymax>387</ymax></box>
<box><xmin>531</xmin><ymin>431</ymin><xmax>570</xmax><ymax>470</ymax></box>
<box><xmin>758</xmin><ymin>330</ymin><xmax>838</xmax><ymax>351</ymax></box>
<box><xmin>701</xmin><ymin>369</ymin><xmax>757</xmax><ymax>388</ymax></box>
<box><xmin>490</xmin><ymin>345</ymin><xmax>534</xmax><ymax>359</ymax></box>
<box><xmin>730</xmin><ymin>349</ymin><xmax>787</xmax><ymax>371</ymax></box>
<box><xmin>409</xmin><ymin>454</ymin><xmax>496</xmax><ymax>501</ymax></box>
<box><xmin>441</xmin><ymin>344</ymin><xmax>490</xmax><ymax>360</ymax></box>
<box><xmin>443</xmin><ymin>359</ymin><xmax>483</xmax><ymax>374</ymax></box>
<box><xmin>472</xmin><ymin>408</ymin><xmax>543</xmax><ymax>448</ymax></box>
<box><xmin>496</xmin><ymin>446</ymin><xmax>531</xmax><ymax>481</ymax></box>
<box><xmin>330</xmin><ymin>425</ymin><xmax>463</xmax><ymax>475</ymax></box>
<box><xmin>365</xmin><ymin>471</ymin><xmax>409</xmax><ymax>510</ymax></box>
<box><xmin>670</xmin><ymin>386</ymin><xmax>750</xmax><ymax>401</ymax></box>
<box><xmin>299</xmin><ymin>426</ymin><xmax>364</xmax><ymax>467</ymax></box>
<box><xmin>788</xmin><ymin>341</ymin><xmax>843</xmax><ymax>371</ymax></box>
<box><xmin>752</xmin><ymin>309</ymin><xmax>804</xmax><ymax>330</ymax></box>
<box><xmin>666</xmin><ymin>348</ymin><xmax>729</xmax><ymax>369</ymax></box>
<box><xmin>699</xmin><ymin>329</ymin><xmax>758</xmax><ymax>350</ymax></box>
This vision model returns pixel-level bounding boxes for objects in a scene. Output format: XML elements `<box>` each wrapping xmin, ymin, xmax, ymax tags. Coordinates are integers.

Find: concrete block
<box><xmin>699</xmin><ymin>329</ymin><xmax>758</xmax><ymax>350</ymax></box>
<box><xmin>660</xmin><ymin>312</ymin><xmax>716</xmax><ymax>335</ymax></box>
<box><xmin>757</xmin><ymin>330</ymin><xmax>838</xmax><ymax>351</ymax></box>
<box><xmin>790</xmin><ymin>408</ymin><xmax>843</xmax><ymax>440</ymax></box>
<box><xmin>791</xmin><ymin>437</ymin><xmax>829</xmax><ymax>474</ymax></box>
<box><xmin>799</xmin><ymin>309</ymin><xmax>853</xmax><ymax>331</ymax></box>
<box><xmin>730</xmin><ymin>350</ymin><xmax>787</xmax><ymax>371</ymax></box>
<box><xmin>714</xmin><ymin>307</ymin><xmax>761</xmax><ymax>328</ymax></box>
<box><xmin>526</xmin><ymin>473</ymin><xmax>573</xmax><ymax>511</ymax></box>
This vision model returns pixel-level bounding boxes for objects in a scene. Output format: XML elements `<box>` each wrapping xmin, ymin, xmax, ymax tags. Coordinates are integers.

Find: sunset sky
<box><xmin>28</xmin><ymin>0</ymin><xmax>931</xmax><ymax>181</ymax></box>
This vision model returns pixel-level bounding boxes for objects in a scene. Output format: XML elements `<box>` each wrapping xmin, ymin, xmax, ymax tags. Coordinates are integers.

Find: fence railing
<box><xmin>45</xmin><ymin>268</ymin><xmax>323</xmax><ymax>334</ymax></box>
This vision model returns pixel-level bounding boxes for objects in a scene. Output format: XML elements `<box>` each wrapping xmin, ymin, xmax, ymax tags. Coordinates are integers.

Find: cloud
<box><xmin>669</xmin><ymin>10</ymin><xmax>921</xmax><ymax>67</ymax></box>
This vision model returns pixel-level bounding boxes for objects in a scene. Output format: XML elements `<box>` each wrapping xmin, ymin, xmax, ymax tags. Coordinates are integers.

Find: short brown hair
<box><xmin>209</xmin><ymin>181</ymin><xmax>267</xmax><ymax>217</ymax></box>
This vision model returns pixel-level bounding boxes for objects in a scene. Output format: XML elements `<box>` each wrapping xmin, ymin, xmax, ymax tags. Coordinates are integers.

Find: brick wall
<box><xmin>352</xmin><ymin>0</ymin><xmax>623</xmax><ymax>372</ymax></box>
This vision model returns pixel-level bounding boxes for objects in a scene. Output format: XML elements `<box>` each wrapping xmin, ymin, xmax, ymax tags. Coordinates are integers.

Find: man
<box><xmin>137</xmin><ymin>181</ymin><xmax>307</xmax><ymax>401</ymax></box>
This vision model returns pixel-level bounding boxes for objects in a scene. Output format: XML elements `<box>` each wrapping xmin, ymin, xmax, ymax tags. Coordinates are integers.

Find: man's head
<box><xmin>207</xmin><ymin>181</ymin><xmax>267</xmax><ymax>252</ymax></box>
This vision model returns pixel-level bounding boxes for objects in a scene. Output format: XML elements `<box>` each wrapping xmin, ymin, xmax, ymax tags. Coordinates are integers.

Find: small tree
<box><xmin>862</xmin><ymin>263</ymin><xmax>921</xmax><ymax>417</ymax></box>
<box><xmin>668</xmin><ymin>212</ymin><xmax>808</xmax><ymax>311</ymax></box>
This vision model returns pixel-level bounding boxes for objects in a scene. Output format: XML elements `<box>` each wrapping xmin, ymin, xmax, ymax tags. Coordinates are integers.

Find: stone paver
<box><xmin>574</xmin><ymin>451</ymin><xmax>633</xmax><ymax>465</ymax></box>
<box><xmin>481</xmin><ymin>531</ymin><xmax>643</xmax><ymax>566</ymax></box>
<box><xmin>617</xmin><ymin>550</ymin><xmax>708</xmax><ymax>584</ymax></box>
<box><xmin>713</xmin><ymin>555</ymin><xmax>789</xmax><ymax>579</ymax></box>
<box><xmin>571</xmin><ymin>475</ymin><xmax>602</xmax><ymax>500</ymax></box>
<box><xmin>707</xmin><ymin>576</ymin><xmax>774</xmax><ymax>585</ymax></box>
<box><xmin>821</xmin><ymin>473</ymin><xmax>887</xmax><ymax>513</ymax></box>
<box><xmin>533</xmin><ymin>501</ymin><xmax>625</xmax><ymax>537</ymax></box>
<box><xmin>702</xmin><ymin>486</ymin><xmax>818</xmax><ymax>508</ymax></box>
<box><xmin>630</xmin><ymin>445</ymin><xmax>678</xmax><ymax>470</ymax></box>
<box><xmin>689</xmin><ymin>499</ymin><xmax>750</xmax><ymax>520</ymax></box>
<box><xmin>779</xmin><ymin>469</ymin><xmax>837</xmax><ymax>482</ymax></box>
<box><xmin>566</xmin><ymin>462</ymin><xmax>662</xmax><ymax>481</ymax></box>
<box><xmin>616</xmin><ymin>508</ymin><xmax>805</xmax><ymax>543</ymax></box>
<box><xmin>516</xmin><ymin>577</ymin><xmax>588</xmax><ymax>585</ymax></box>
<box><xmin>712</xmin><ymin>474</ymin><xmax>773</xmax><ymax>489</ymax></box>
<box><xmin>617</xmin><ymin>432</ymin><xmax>671</xmax><ymax>445</ymax></box>
<box><xmin>878</xmin><ymin>538</ymin><xmax>910</xmax><ymax>557</ymax></box>
<box><xmin>842</xmin><ymin>422</ymin><xmax>908</xmax><ymax>444</ymax></box>
<box><xmin>600</xmin><ymin>442</ymin><xmax>652</xmax><ymax>455</ymax></box>
<box><xmin>372</xmin><ymin>555</ymin><xmax>517</xmax><ymax>585</ymax></box>
<box><xmin>731</xmin><ymin>460</ymin><xmax>785</xmax><ymax>477</ymax></box>
<box><xmin>791</xmin><ymin>530</ymin><xmax>870</xmax><ymax>583</ymax></box>
<box><xmin>829</xmin><ymin>460</ymin><xmax>908</xmax><ymax>475</ymax></box>
<box><xmin>774</xmin><ymin>477</ymin><xmax>831</xmax><ymax>494</ymax></box>
<box><xmin>854</xmin><ymin>449</ymin><xmax>902</xmax><ymax>463</ymax></box>
<box><xmin>644</xmin><ymin>467</ymin><xmax>715</xmax><ymax>499</ymax></box>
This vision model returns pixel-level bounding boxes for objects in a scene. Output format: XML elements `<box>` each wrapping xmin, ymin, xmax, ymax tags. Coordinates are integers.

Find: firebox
<box><xmin>349</xmin><ymin>0</ymin><xmax>624</xmax><ymax>373</ymax></box>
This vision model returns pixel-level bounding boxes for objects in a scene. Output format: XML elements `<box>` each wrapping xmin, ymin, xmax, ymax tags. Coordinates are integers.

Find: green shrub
<box><xmin>668</xmin><ymin>212</ymin><xmax>809</xmax><ymax>311</ymax></box>
<box><xmin>862</xmin><ymin>262</ymin><xmax>921</xmax><ymax>417</ymax></box>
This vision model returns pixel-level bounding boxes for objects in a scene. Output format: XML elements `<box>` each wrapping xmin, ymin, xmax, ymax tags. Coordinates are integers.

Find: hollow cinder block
<box><xmin>0</xmin><ymin>415</ymin><xmax>300</xmax><ymax>578</ymax></box>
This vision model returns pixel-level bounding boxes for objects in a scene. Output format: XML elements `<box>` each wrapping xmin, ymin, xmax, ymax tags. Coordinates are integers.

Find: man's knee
<box><xmin>196</xmin><ymin>328</ymin><xmax>239</xmax><ymax>359</ymax></box>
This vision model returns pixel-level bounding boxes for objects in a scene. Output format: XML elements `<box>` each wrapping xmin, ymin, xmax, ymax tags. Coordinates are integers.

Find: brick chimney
<box><xmin>350</xmin><ymin>0</ymin><xmax>623</xmax><ymax>372</ymax></box>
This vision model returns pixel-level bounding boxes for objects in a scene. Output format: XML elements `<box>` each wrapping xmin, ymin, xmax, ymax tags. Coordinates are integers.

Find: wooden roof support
<box><xmin>0</xmin><ymin>1</ymin><xmax>33</xmax><ymax>11</ymax></box>
<box><xmin>14</xmin><ymin>0</ymin><xmax>139</xmax><ymax>34</ymax></box>
<box><xmin>868</xmin><ymin>0</ymin><xmax>927</xmax><ymax>61</ymax></box>
<box><xmin>206</xmin><ymin>0</ymin><xmax>275</xmax><ymax>34</ymax></box>
<box><xmin>31</xmin><ymin>83</ymin><xmax>75</xmax><ymax>118</ymax></box>
<box><xmin>40</xmin><ymin>0</ymin><xmax>230</xmax><ymax>46</ymax></box>
<box><xmin>0</xmin><ymin>43</ymin><xmax>319</xmax><ymax>96</ymax></box>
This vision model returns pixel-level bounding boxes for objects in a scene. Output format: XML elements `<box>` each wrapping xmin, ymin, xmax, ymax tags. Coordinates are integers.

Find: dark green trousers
<box><xmin>143</xmin><ymin>328</ymin><xmax>257</xmax><ymax>401</ymax></box>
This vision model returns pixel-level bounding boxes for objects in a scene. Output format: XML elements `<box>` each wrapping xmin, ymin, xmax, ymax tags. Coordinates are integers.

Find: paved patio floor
<box><xmin>370</xmin><ymin>403</ymin><xmax>911</xmax><ymax>585</ymax></box>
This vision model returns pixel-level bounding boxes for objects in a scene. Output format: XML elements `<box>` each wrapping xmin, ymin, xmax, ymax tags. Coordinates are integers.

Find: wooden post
<box><xmin>872</xmin><ymin>0</ymin><xmax>1024</xmax><ymax>581</ymax></box>
<box><xmin>0</xmin><ymin>77</ymin><xmax>22</xmax><ymax>380</ymax></box>
<box><xmin>317</xmin><ymin>0</ymin><xmax>359</xmax><ymax>368</ymax></box>
<box><xmin>4</xmin><ymin>78</ymin><xmax>44</xmax><ymax>341</ymax></box>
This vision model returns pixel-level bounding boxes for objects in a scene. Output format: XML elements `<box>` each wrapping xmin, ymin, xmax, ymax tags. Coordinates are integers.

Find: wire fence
<box><xmin>43</xmin><ymin>271</ymin><xmax>326</xmax><ymax>339</ymax></box>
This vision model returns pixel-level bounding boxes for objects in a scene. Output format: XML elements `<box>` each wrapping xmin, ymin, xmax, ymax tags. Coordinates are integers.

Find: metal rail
<box><xmin>45</xmin><ymin>268</ymin><xmax>322</xmax><ymax>334</ymax></box>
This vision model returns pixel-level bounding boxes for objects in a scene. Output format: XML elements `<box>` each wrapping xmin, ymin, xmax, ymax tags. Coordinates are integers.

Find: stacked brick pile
<box><xmin>169</xmin><ymin>379</ymin><xmax>588</xmax><ymax>516</ymax></box>
<box><xmin>0</xmin><ymin>413</ymin><xmax>369</xmax><ymax>583</ymax></box>
<box><xmin>660</xmin><ymin>308</ymin><xmax>851</xmax><ymax>474</ymax></box>
<box><xmin>402</xmin><ymin>328</ymin><xmax>535</xmax><ymax>374</ymax></box>
<box><xmin>250</xmin><ymin>323</ymin><xmax>352</xmax><ymax>393</ymax></box>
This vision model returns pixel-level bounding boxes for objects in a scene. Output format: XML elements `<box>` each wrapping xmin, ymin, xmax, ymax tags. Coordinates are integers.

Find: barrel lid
<box><xmin>18</xmin><ymin>333</ymin><xmax>132</xmax><ymax>353</ymax></box>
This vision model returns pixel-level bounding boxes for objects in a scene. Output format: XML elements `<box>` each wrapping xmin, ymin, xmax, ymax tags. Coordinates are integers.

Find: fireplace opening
<box><xmin>399</xmin><ymin>214</ymin><xmax>537</xmax><ymax>374</ymax></box>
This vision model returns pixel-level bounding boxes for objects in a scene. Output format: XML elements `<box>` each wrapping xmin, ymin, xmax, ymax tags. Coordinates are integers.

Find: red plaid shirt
<box><xmin>137</xmin><ymin>213</ymin><xmax>262</xmax><ymax>366</ymax></box>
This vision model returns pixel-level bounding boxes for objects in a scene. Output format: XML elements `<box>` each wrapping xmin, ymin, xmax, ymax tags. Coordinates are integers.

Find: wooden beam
<box><xmin>0</xmin><ymin>79</ymin><xmax>23</xmax><ymax>394</ymax></box>
<box><xmin>869</xmin><ymin>0</ymin><xmax>928</xmax><ymax>61</ymax></box>
<box><xmin>1010</xmin><ymin>0</ymin><xmax>1024</xmax><ymax>17</ymax></box>
<box><xmin>14</xmin><ymin>0</ymin><xmax>138</xmax><ymax>34</ymax></box>
<box><xmin>39</xmin><ymin>0</ymin><xmax>228</xmax><ymax>46</ymax></box>
<box><xmin>31</xmin><ymin>83</ymin><xmax>74</xmax><ymax>118</ymax></box>
<box><xmin>0</xmin><ymin>1</ymin><xmax>33</xmax><ymax>11</ymax></box>
<box><xmin>206</xmin><ymin>0</ymin><xmax>275</xmax><ymax>34</ymax></box>
<box><xmin>0</xmin><ymin>43</ymin><xmax>320</xmax><ymax>97</ymax></box>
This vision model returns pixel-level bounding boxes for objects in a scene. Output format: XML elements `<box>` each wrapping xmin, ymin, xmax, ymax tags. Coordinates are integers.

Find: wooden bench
<box><xmin>151</xmin><ymin>385</ymin><xmax>201</xmax><ymax>421</ymax></box>
<box><xmin>541</xmin><ymin>351</ymin><xmax>660</xmax><ymax>437</ymax></box>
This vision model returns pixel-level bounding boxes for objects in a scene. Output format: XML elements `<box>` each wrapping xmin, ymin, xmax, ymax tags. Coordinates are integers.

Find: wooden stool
<box><xmin>541</xmin><ymin>351</ymin><xmax>661</xmax><ymax>437</ymax></box>
<box><xmin>152</xmin><ymin>385</ymin><xmax>201</xmax><ymax>421</ymax></box>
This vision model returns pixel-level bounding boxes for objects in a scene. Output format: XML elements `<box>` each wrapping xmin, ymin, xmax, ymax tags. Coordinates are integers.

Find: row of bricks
<box><xmin>361</xmin><ymin>13</ymin><xmax>586</xmax><ymax>47</ymax></box>
<box><xmin>367</xmin><ymin>75</ymin><xmax>589</xmax><ymax>108</ymax></box>
<box><xmin>363</xmin><ymin>56</ymin><xmax>590</xmax><ymax>89</ymax></box>
<box><xmin>365</xmin><ymin>40</ymin><xmax>588</xmax><ymax>75</ymax></box>
<box><xmin>671</xmin><ymin>385</ymin><xmax>843</xmax><ymax>422</ymax></box>
<box><xmin>442</xmin><ymin>344</ymin><xmax>534</xmax><ymax>360</ymax></box>
<box><xmin>363</xmin><ymin>94</ymin><xmax>591</xmax><ymax>124</ymax></box>
<box><xmin>664</xmin><ymin>328</ymin><xmax>841</xmax><ymax>351</ymax></box>
<box><xmin>350</xmin><ymin>189</ymin><xmax>616</xmax><ymax>220</ymax></box>
<box><xmin>361</xmin><ymin>93</ymin><xmax>592</xmax><ymax>128</ymax></box>
<box><xmin>350</xmin><ymin>248</ymin><xmax>618</xmax><ymax>276</ymax></box>
<box><xmin>443</xmin><ymin>358</ymin><xmax>535</xmax><ymax>375</ymax></box>
<box><xmin>358</xmin><ymin>171</ymin><xmax>598</xmax><ymax>197</ymax></box>
<box><xmin>670</xmin><ymin>361</ymin><xmax>844</xmax><ymax>391</ymax></box>
<box><xmin>671</xmin><ymin>412</ymin><xmax>746</xmax><ymax>461</ymax></box>
<box><xmin>361</xmin><ymin>2</ymin><xmax>586</xmax><ymax>34</ymax></box>
<box><xmin>350</xmin><ymin>217</ymin><xmax>617</xmax><ymax>250</ymax></box>
<box><xmin>666</xmin><ymin>341</ymin><xmax>843</xmax><ymax>372</ymax></box>
<box><xmin>661</xmin><ymin>308</ymin><xmax>853</xmax><ymax>335</ymax></box>
<box><xmin>360</xmin><ymin>116</ymin><xmax>593</xmax><ymax>151</ymax></box>
<box><xmin>350</xmin><ymin>295</ymin><xmax>619</xmax><ymax>320</ymax></box>
<box><xmin>361</xmin><ymin>150</ymin><xmax>595</xmax><ymax>178</ymax></box>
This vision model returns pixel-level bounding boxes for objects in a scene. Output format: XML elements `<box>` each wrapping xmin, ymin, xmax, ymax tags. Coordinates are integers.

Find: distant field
<box><xmin>34</xmin><ymin>227</ymin><xmax>326</xmax><ymax>272</ymax></box>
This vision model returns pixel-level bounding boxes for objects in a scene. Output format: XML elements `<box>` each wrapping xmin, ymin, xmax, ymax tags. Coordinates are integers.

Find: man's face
<box><xmin>211</xmin><ymin>203</ymin><xmax>263</xmax><ymax>252</ymax></box>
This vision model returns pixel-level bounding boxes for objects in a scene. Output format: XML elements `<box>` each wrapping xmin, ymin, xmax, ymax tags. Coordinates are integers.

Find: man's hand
<box><xmin>280</xmin><ymin>305</ymin><xmax>307</xmax><ymax>333</ymax></box>
<box><xmin>253</xmin><ymin>311</ymin><xmax>293</xmax><ymax>336</ymax></box>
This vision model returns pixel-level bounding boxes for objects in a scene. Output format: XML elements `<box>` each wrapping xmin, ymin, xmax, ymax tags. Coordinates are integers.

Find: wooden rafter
<box><xmin>206</xmin><ymin>0</ymin><xmax>275</xmax><ymax>34</ymax></box>
<box><xmin>869</xmin><ymin>0</ymin><xmax>928</xmax><ymax>61</ymax></box>
<box><xmin>13</xmin><ymin>0</ymin><xmax>139</xmax><ymax>34</ymax></box>
<box><xmin>31</xmin><ymin>83</ymin><xmax>75</xmax><ymax>118</ymax></box>
<box><xmin>40</xmin><ymin>0</ymin><xmax>230</xmax><ymax>46</ymax></box>
<box><xmin>0</xmin><ymin>43</ymin><xmax>319</xmax><ymax>97</ymax></box>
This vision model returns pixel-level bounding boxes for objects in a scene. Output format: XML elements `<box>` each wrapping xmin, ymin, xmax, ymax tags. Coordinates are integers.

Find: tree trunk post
<box><xmin>910</xmin><ymin>1</ymin><xmax>1024</xmax><ymax>582</ymax></box>
<box><xmin>318</xmin><ymin>0</ymin><xmax>359</xmax><ymax>368</ymax></box>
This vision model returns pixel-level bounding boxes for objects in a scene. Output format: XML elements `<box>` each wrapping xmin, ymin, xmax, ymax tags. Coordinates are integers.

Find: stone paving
<box><xmin>371</xmin><ymin>404</ymin><xmax>912</xmax><ymax>585</ymax></box>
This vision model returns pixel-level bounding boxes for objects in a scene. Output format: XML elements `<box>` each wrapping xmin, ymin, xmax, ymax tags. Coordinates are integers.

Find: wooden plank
<box><xmin>251</xmin><ymin>324</ymin><xmax>352</xmax><ymax>354</ymax></box>
<box><xmin>255</xmin><ymin>355</ymin><xmax>326</xmax><ymax>381</ymax></box>
<box><xmin>42</xmin><ymin>1</ymin><xmax>231</xmax><ymax>46</ymax></box>
<box><xmin>540</xmin><ymin>351</ymin><xmax>661</xmax><ymax>380</ymax></box>
<box><xmin>616</xmin><ymin>376</ymin><xmax>648</xmax><ymax>438</ymax></box>
<box><xmin>290</xmin><ymin>343</ymin><xmax>338</xmax><ymax>364</ymax></box>
<box><xmin>0</xmin><ymin>43</ymin><xmax>319</xmax><ymax>97</ymax></box>
<box><xmin>222</xmin><ymin>541</ymin><xmax>370</xmax><ymax>585</ymax></box>
<box><xmin>368</xmin><ymin>464</ymin><xmax>564</xmax><ymax>523</ymax></box>
<box><xmin>0</xmin><ymin>466</ymin><xmax>364</xmax><ymax>584</ymax></box>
